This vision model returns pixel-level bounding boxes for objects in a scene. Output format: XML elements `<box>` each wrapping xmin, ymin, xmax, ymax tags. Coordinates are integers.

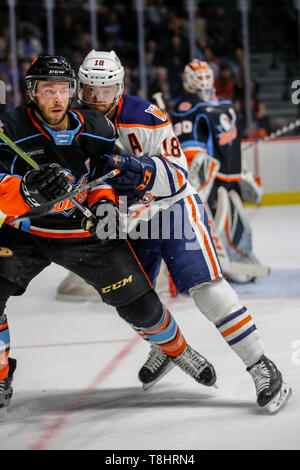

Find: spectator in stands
<box><xmin>203</xmin><ymin>47</ymin><xmax>220</xmax><ymax>78</ymax></box>
<box><xmin>148</xmin><ymin>66</ymin><xmax>173</xmax><ymax>110</ymax></box>
<box><xmin>17</xmin><ymin>27</ymin><xmax>43</xmax><ymax>61</ymax></box>
<box><xmin>0</xmin><ymin>28</ymin><xmax>10</xmax><ymax>64</ymax></box>
<box><xmin>214</xmin><ymin>65</ymin><xmax>234</xmax><ymax>100</ymax></box>
<box><xmin>253</xmin><ymin>101</ymin><xmax>271</xmax><ymax>135</ymax></box>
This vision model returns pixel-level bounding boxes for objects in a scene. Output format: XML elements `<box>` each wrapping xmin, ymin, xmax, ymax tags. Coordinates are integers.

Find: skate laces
<box><xmin>143</xmin><ymin>345</ymin><xmax>169</xmax><ymax>372</ymax></box>
<box><xmin>248</xmin><ymin>361</ymin><xmax>271</xmax><ymax>394</ymax></box>
<box><xmin>174</xmin><ymin>345</ymin><xmax>207</xmax><ymax>377</ymax></box>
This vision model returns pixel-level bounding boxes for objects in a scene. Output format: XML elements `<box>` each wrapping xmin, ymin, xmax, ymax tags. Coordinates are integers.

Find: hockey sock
<box><xmin>0</xmin><ymin>314</ymin><xmax>10</xmax><ymax>381</ymax></box>
<box><xmin>117</xmin><ymin>290</ymin><xmax>187</xmax><ymax>357</ymax></box>
<box><xmin>133</xmin><ymin>307</ymin><xmax>187</xmax><ymax>357</ymax></box>
<box><xmin>215</xmin><ymin>306</ymin><xmax>264</xmax><ymax>367</ymax></box>
<box><xmin>190</xmin><ymin>279</ymin><xmax>265</xmax><ymax>367</ymax></box>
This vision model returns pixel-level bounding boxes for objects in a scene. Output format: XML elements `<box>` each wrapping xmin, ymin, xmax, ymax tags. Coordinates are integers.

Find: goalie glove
<box><xmin>20</xmin><ymin>163</ymin><xmax>72</xmax><ymax>208</ymax></box>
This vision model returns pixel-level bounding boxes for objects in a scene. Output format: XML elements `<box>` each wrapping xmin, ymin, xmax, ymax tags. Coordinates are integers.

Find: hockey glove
<box><xmin>20</xmin><ymin>163</ymin><xmax>72</xmax><ymax>208</ymax></box>
<box><xmin>82</xmin><ymin>200</ymin><xmax>124</xmax><ymax>242</ymax></box>
<box><xmin>104</xmin><ymin>154</ymin><xmax>156</xmax><ymax>200</ymax></box>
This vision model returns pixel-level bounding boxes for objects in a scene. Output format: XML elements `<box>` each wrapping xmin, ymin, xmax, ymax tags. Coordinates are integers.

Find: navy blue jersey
<box><xmin>0</xmin><ymin>104</ymin><xmax>115</xmax><ymax>237</ymax></box>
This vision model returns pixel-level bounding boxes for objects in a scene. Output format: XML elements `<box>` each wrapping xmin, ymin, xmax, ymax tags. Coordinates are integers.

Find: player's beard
<box><xmin>39</xmin><ymin>107</ymin><xmax>68</xmax><ymax>127</ymax></box>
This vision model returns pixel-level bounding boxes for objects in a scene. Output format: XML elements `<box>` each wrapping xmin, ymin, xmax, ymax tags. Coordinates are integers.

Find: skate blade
<box><xmin>142</xmin><ymin>362</ymin><xmax>176</xmax><ymax>391</ymax></box>
<box><xmin>263</xmin><ymin>382</ymin><xmax>293</xmax><ymax>415</ymax></box>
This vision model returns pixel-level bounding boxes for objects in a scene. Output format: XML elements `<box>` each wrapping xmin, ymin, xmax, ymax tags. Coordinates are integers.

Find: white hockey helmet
<box><xmin>78</xmin><ymin>50</ymin><xmax>124</xmax><ymax>106</ymax></box>
<box><xmin>183</xmin><ymin>59</ymin><xmax>214</xmax><ymax>102</ymax></box>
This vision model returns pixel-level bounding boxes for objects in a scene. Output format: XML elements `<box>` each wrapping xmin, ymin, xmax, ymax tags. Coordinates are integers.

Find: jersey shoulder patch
<box><xmin>144</xmin><ymin>104</ymin><xmax>167</xmax><ymax>122</ymax></box>
<box><xmin>119</xmin><ymin>95</ymin><xmax>168</xmax><ymax>127</ymax></box>
<box><xmin>178</xmin><ymin>101</ymin><xmax>192</xmax><ymax>112</ymax></box>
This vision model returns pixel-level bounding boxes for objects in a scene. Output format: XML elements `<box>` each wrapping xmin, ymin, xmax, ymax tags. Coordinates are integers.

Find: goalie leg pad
<box><xmin>117</xmin><ymin>291</ymin><xmax>186</xmax><ymax>357</ymax></box>
<box><xmin>190</xmin><ymin>278</ymin><xmax>265</xmax><ymax>367</ymax></box>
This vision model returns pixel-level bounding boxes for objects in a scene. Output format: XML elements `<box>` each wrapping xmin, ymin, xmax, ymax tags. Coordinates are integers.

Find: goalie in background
<box><xmin>171</xmin><ymin>59</ymin><xmax>266</xmax><ymax>283</ymax></box>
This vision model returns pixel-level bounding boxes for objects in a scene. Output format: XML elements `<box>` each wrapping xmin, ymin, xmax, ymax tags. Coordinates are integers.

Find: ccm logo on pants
<box><xmin>101</xmin><ymin>275</ymin><xmax>133</xmax><ymax>293</ymax></box>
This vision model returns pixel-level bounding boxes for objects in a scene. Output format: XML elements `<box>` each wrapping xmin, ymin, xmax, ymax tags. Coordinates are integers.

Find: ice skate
<box><xmin>56</xmin><ymin>272</ymin><xmax>101</xmax><ymax>302</ymax></box>
<box><xmin>138</xmin><ymin>344</ymin><xmax>175</xmax><ymax>390</ymax></box>
<box><xmin>247</xmin><ymin>355</ymin><xmax>292</xmax><ymax>414</ymax></box>
<box><xmin>0</xmin><ymin>358</ymin><xmax>17</xmax><ymax>414</ymax></box>
<box><xmin>172</xmin><ymin>344</ymin><xmax>217</xmax><ymax>386</ymax></box>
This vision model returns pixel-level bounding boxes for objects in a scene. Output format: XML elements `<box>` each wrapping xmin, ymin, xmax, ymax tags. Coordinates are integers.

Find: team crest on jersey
<box><xmin>145</xmin><ymin>104</ymin><xmax>167</xmax><ymax>122</ymax></box>
<box><xmin>0</xmin><ymin>120</ymin><xmax>4</xmax><ymax>132</ymax></box>
<box><xmin>216</xmin><ymin>108</ymin><xmax>237</xmax><ymax>146</ymax></box>
<box><xmin>178</xmin><ymin>101</ymin><xmax>192</xmax><ymax>111</ymax></box>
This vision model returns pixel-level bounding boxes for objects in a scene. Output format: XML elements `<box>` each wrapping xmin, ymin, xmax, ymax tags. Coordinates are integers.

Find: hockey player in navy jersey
<box><xmin>0</xmin><ymin>55</ymin><xmax>219</xmax><ymax>412</ymax></box>
<box><xmin>57</xmin><ymin>50</ymin><xmax>292</xmax><ymax>413</ymax></box>
<box><xmin>171</xmin><ymin>59</ymin><xmax>265</xmax><ymax>283</ymax></box>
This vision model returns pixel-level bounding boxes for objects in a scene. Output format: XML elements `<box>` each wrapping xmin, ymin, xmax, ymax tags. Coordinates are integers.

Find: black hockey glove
<box><xmin>20</xmin><ymin>163</ymin><xmax>72</xmax><ymax>208</ymax></box>
<box><xmin>82</xmin><ymin>200</ymin><xmax>125</xmax><ymax>242</ymax></box>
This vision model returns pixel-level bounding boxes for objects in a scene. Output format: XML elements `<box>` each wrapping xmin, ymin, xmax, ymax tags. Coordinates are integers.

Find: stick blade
<box><xmin>230</xmin><ymin>262</ymin><xmax>271</xmax><ymax>277</ymax></box>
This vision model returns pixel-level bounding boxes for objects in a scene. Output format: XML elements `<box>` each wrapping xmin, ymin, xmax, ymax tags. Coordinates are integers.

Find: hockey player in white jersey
<box><xmin>57</xmin><ymin>50</ymin><xmax>291</xmax><ymax>413</ymax></box>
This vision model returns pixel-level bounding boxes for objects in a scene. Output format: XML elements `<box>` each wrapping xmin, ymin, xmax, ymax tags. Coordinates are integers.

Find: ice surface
<box><xmin>0</xmin><ymin>205</ymin><xmax>299</xmax><ymax>450</ymax></box>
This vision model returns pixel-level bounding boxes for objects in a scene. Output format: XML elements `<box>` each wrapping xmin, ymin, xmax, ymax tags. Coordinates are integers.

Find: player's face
<box><xmin>33</xmin><ymin>81</ymin><xmax>71</xmax><ymax>126</ymax></box>
<box><xmin>82</xmin><ymin>84</ymin><xmax>118</xmax><ymax>114</ymax></box>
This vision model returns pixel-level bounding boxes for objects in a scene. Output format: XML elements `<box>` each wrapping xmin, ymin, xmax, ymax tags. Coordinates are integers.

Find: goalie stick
<box><xmin>0</xmin><ymin>130</ymin><xmax>120</xmax><ymax>222</ymax></box>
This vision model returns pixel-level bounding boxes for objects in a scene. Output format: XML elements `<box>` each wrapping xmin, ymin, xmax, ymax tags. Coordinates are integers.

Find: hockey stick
<box><xmin>242</xmin><ymin>118</ymin><xmax>300</xmax><ymax>153</ymax></box>
<box><xmin>0</xmin><ymin>130</ymin><xmax>120</xmax><ymax>222</ymax></box>
<box><xmin>0</xmin><ymin>129</ymin><xmax>97</xmax><ymax>220</ymax></box>
<box><xmin>14</xmin><ymin>168</ymin><xmax>120</xmax><ymax>222</ymax></box>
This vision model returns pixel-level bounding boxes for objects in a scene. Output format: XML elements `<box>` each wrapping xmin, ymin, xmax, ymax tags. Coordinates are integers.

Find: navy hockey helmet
<box><xmin>25</xmin><ymin>55</ymin><xmax>76</xmax><ymax>102</ymax></box>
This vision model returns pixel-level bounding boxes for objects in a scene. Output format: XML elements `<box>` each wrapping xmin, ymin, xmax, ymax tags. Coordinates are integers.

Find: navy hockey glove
<box><xmin>20</xmin><ymin>163</ymin><xmax>71</xmax><ymax>208</ymax></box>
<box><xmin>104</xmin><ymin>154</ymin><xmax>156</xmax><ymax>200</ymax></box>
<box><xmin>82</xmin><ymin>200</ymin><xmax>124</xmax><ymax>241</ymax></box>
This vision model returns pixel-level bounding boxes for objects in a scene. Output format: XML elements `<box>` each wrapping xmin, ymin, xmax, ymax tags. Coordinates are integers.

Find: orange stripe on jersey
<box><xmin>28</xmin><ymin>228</ymin><xmax>92</xmax><ymax>238</ymax></box>
<box><xmin>117</xmin><ymin>120</ymin><xmax>170</xmax><ymax>130</ymax></box>
<box><xmin>187</xmin><ymin>195</ymin><xmax>220</xmax><ymax>279</ymax></box>
<box><xmin>176</xmin><ymin>170</ymin><xmax>184</xmax><ymax>188</ymax></box>
<box><xmin>88</xmin><ymin>188</ymin><xmax>116</xmax><ymax>206</ymax></box>
<box><xmin>221</xmin><ymin>315</ymin><xmax>252</xmax><ymax>338</ymax></box>
<box><xmin>70</xmin><ymin>108</ymin><xmax>84</xmax><ymax>125</ymax></box>
<box><xmin>0</xmin><ymin>176</ymin><xmax>31</xmax><ymax>216</ymax></box>
<box><xmin>114</xmin><ymin>96</ymin><xmax>123</xmax><ymax>131</ymax></box>
<box><xmin>27</xmin><ymin>107</ymin><xmax>51</xmax><ymax>140</ymax></box>
<box><xmin>216</xmin><ymin>173</ymin><xmax>242</xmax><ymax>182</ymax></box>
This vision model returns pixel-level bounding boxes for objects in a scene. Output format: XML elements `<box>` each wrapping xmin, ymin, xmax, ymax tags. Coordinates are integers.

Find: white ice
<box><xmin>0</xmin><ymin>205</ymin><xmax>299</xmax><ymax>450</ymax></box>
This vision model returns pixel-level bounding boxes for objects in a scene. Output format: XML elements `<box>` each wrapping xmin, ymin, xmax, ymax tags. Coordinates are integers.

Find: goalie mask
<box><xmin>78</xmin><ymin>50</ymin><xmax>124</xmax><ymax>113</ymax></box>
<box><xmin>183</xmin><ymin>59</ymin><xmax>214</xmax><ymax>102</ymax></box>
